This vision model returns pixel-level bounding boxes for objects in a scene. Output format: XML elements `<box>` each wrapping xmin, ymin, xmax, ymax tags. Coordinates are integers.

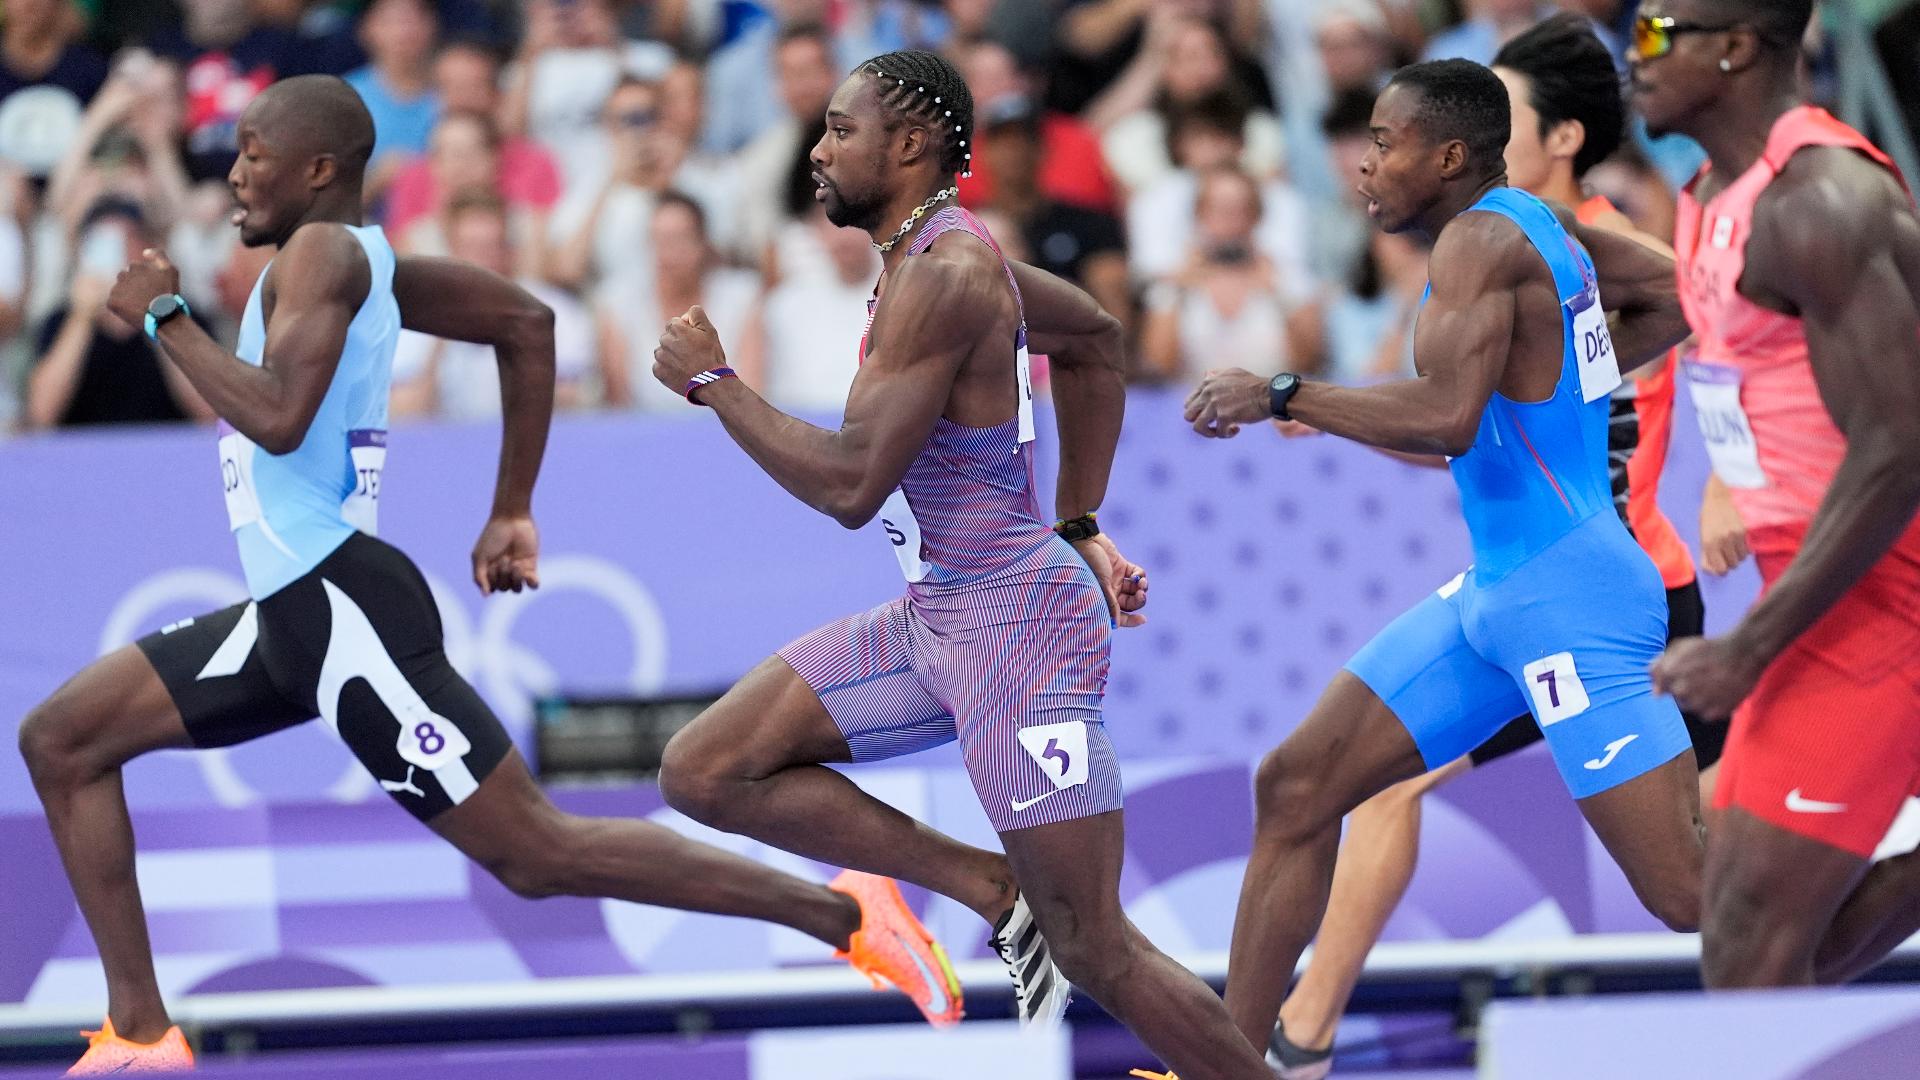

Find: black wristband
<box><xmin>1054</xmin><ymin>513</ymin><xmax>1100</xmax><ymax>543</ymax></box>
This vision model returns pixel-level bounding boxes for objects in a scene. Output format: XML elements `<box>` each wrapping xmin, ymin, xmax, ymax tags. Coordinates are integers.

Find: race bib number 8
<box><xmin>1686</xmin><ymin>363</ymin><xmax>1768</xmax><ymax>489</ymax></box>
<box><xmin>396</xmin><ymin>712</ymin><xmax>472</xmax><ymax>772</ymax></box>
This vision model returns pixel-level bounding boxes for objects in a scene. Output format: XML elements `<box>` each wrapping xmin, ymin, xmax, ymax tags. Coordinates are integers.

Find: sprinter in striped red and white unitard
<box><xmin>648</xmin><ymin>48</ymin><xmax>1276</xmax><ymax>1080</ymax></box>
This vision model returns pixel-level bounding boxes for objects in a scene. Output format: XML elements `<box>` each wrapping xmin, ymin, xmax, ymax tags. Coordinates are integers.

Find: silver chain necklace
<box><xmin>873</xmin><ymin>186</ymin><xmax>958</xmax><ymax>253</ymax></box>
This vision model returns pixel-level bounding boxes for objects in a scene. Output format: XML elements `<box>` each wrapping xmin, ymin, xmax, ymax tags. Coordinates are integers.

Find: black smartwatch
<box><xmin>1054</xmin><ymin>513</ymin><xmax>1100</xmax><ymax>543</ymax></box>
<box><xmin>144</xmin><ymin>293</ymin><xmax>190</xmax><ymax>340</ymax></box>
<box><xmin>1268</xmin><ymin>372</ymin><xmax>1302</xmax><ymax>420</ymax></box>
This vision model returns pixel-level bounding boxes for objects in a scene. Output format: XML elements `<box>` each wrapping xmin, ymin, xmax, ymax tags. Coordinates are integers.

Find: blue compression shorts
<box><xmin>1346</xmin><ymin>511</ymin><xmax>1691</xmax><ymax>799</ymax></box>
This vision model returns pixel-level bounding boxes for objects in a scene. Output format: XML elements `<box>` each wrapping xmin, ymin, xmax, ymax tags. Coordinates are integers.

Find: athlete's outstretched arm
<box><xmin>1655</xmin><ymin>152</ymin><xmax>1920</xmax><ymax>716</ymax></box>
<box><xmin>1184</xmin><ymin>212</ymin><xmax>1517</xmax><ymax>457</ymax></box>
<box><xmin>1555</xmin><ymin>205</ymin><xmax>1690</xmax><ymax>371</ymax></box>
<box><xmin>106</xmin><ymin>224</ymin><xmax>369</xmax><ymax>454</ymax></box>
<box><xmin>393</xmin><ymin>254</ymin><xmax>556</xmax><ymax>593</ymax></box>
<box><xmin>652</xmin><ymin>248</ymin><xmax>998</xmax><ymax>528</ymax></box>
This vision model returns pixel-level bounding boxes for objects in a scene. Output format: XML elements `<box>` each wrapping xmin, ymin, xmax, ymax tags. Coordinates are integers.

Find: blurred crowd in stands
<box><xmin>0</xmin><ymin>0</ymin><xmax>1914</xmax><ymax>430</ymax></box>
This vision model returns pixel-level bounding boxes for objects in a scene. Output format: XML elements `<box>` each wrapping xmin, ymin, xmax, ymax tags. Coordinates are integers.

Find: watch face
<box><xmin>1269</xmin><ymin>373</ymin><xmax>1300</xmax><ymax>418</ymax></box>
<box><xmin>148</xmin><ymin>294</ymin><xmax>181</xmax><ymax>319</ymax></box>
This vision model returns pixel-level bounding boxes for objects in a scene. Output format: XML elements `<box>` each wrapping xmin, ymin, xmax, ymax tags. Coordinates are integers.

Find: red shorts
<box><xmin>1713</xmin><ymin>524</ymin><xmax>1920</xmax><ymax>857</ymax></box>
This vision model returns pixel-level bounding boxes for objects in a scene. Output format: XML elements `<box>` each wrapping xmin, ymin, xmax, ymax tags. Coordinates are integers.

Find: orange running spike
<box><xmin>829</xmin><ymin>869</ymin><xmax>965</xmax><ymax>1027</ymax></box>
<box><xmin>68</xmin><ymin>1017</ymin><xmax>194</xmax><ymax>1074</ymax></box>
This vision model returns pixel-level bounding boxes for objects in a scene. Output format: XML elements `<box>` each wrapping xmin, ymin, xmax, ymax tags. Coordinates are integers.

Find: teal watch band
<box><xmin>144</xmin><ymin>294</ymin><xmax>190</xmax><ymax>340</ymax></box>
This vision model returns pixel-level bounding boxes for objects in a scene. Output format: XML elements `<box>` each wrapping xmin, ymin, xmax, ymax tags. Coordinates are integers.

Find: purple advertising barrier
<box><xmin>1482</xmin><ymin>985</ymin><xmax>1920</xmax><ymax>1079</ymax></box>
<box><xmin>0</xmin><ymin>389</ymin><xmax>1757</xmax><ymax>1006</ymax></box>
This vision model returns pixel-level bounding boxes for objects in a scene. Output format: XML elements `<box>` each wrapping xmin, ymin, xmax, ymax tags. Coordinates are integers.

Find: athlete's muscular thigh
<box><xmin>22</xmin><ymin>646</ymin><xmax>195</xmax><ymax>774</ymax></box>
<box><xmin>667</xmin><ymin>656</ymin><xmax>855</xmax><ymax>778</ymax></box>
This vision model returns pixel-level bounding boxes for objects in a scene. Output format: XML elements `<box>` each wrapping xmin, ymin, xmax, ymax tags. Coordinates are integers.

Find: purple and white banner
<box><xmin>0</xmin><ymin>389</ymin><xmax>1758</xmax><ymax>1006</ymax></box>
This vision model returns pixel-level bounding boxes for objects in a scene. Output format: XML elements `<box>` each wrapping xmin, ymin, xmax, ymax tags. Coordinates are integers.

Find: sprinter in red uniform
<box><xmin>1634</xmin><ymin>0</ymin><xmax>1920</xmax><ymax>987</ymax></box>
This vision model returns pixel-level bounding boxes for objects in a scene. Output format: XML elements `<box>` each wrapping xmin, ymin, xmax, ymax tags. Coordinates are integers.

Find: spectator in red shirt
<box><xmin>389</xmin><ymin>109</ymin><xmax>552</xmax><ymax>281</ymax></box>
<box><xmin>383</xmin><ymin>41</ymin><xmax>560</xmax><ymax>245</ymax></box>
<box><xmin>956</xmin><ymin>39</ymin><xmax>1117</xmax><ymax>214</ymax></box>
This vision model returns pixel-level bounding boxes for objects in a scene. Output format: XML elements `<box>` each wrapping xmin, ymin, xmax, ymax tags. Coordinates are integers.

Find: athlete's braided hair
<box><xmin>856</xmin><ymin>49</ymin><xmax>976</xmax><ymax>177</ymax></box>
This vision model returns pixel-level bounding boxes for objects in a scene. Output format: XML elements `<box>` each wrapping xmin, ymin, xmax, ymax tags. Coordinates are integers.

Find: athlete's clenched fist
<box><xmin>106</xmin><ymin>248</ymin><xmax>181</xmax><ymax>328</ymax></box>
<box><xmin>652</xmin><ymin>305</ymin><xmax>732</xmax><ymax>403</ymax></box>
<box><xmin>1185</xmin><ymin>368</ymin><xmax>1271</xmax><ymax>438</ymax></box>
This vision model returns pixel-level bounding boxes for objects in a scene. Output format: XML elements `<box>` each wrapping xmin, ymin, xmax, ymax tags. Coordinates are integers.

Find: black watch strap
<box><xmin>1054</xmin><ymin>513</ymin><xmax>1100</xmax><ymax>543</ymax></box>
<box><xmin>1269</xmin><ymin>373</ymin><xmax>1302</xmax><ymax>420</ymax></box>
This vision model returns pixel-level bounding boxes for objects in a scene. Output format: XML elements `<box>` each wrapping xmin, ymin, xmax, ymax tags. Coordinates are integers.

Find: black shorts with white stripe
<box><xmin>138</xmin><ymin>533</ymin><xmax>513</xmax><ymax>822</ymax></box>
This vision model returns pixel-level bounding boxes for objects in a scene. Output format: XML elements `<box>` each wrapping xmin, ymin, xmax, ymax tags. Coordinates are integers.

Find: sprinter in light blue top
<box><xmin>223</xmin><ymin>222</ymin><xmax>398</xmax><ymax>598</ymax></box>
<box><xmin>1183</xmin><ymin>60</ymin><xmax>1707</xmax><ymax>1055</ymax></box>
<box><xmin>24</xmin><ymin>75</ymin><xmax>972</xmax><ymax>1075</ymax></box>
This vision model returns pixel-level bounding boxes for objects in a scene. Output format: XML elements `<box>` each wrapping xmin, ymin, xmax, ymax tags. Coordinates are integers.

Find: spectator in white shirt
<box><xmin>755</xmin><ymin>206</ymin><xmax>879</xmax><ymax>414</ymax></box>
<box><xmin>499</xmin><ymin>0</ymin><xmax>673</xmax><ymax>188</ymax></box>
<box><xmin>547</xmin><ymin>77</ymin><xmax>730</xmax><ymax>290</ymax></box>
<box><xmin>390</xmin><ymin>190</ymin><xmax>596</xmax><ymax>420</ymax></box>
<box><xmin>1092</xmin><ymin>15</ymin><xmax>1285</xmax><ymax>195</ymax></box>
<box><xmin>1126</xmin><ymin>91</ymin><xmax>1313</xmax><ymax>304</ymax></box>
<box><xmin>596</xmin><ymin>191</ymin><xmax>763</xmax><ymax>412</ymax></box>
<box><xmin>1140</xmin><ymin>164</ymin><xmax>1301</xmax><ymax>380</ymax></box>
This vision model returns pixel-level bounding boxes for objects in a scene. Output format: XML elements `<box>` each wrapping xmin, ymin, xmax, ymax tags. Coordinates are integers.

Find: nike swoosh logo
<box><xmin>1583</xmin><ymin>734</ymin><xmax>1639</xmax><ymax>771</ymax></box>
<box><xmin>1786</xmin><ymin>789</ymin><xmax>1848</xmax><ymax>814</ymax></box>
<box><xmin>898</xmin><ymin>936</ymin><xmax>949</xmax><ymax>1017</ymax></box>
<box><xmin>1011</xmin><ymin>789</ymin><xmax>1064</xmax><ymax>812</ymax></box>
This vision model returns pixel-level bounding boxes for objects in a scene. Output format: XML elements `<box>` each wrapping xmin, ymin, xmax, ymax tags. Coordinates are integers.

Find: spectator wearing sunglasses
<box><xmin>547</xmin><ymin>77</ymin><xmax>728</xmax><ymax>290</ymax></box>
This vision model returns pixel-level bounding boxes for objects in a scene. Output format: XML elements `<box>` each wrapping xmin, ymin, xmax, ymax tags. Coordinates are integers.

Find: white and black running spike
<box><xmin>989</xmin><ymin>892</ymin><xmax>1071</xmax><ymax>1026</ymax></box>
<box><xmin>1267</xmin><ymin>1021</ymin><xmax>1333</xmax><ymax>1080</ymax></box>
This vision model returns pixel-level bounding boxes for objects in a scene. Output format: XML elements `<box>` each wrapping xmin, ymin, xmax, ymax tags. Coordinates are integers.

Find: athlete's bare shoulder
<box><xmin>1747</xmin><ymin>145</ymin><xmax>1912</xmax><ymax>316</ymax></box>
<box><xmin>262</xmin><ymin>221</ymin><xmax>370</xmax><ymax>316</ymax></box>
<box><xmin>867</xmin><ymin>230</ymin><xmax>1015</xmax><ymax>365</ymax></box>
<box><xmin>1433</xmin><ymin>207</ymin><xmax>1535</xmax><ymax>294</ymax></box>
